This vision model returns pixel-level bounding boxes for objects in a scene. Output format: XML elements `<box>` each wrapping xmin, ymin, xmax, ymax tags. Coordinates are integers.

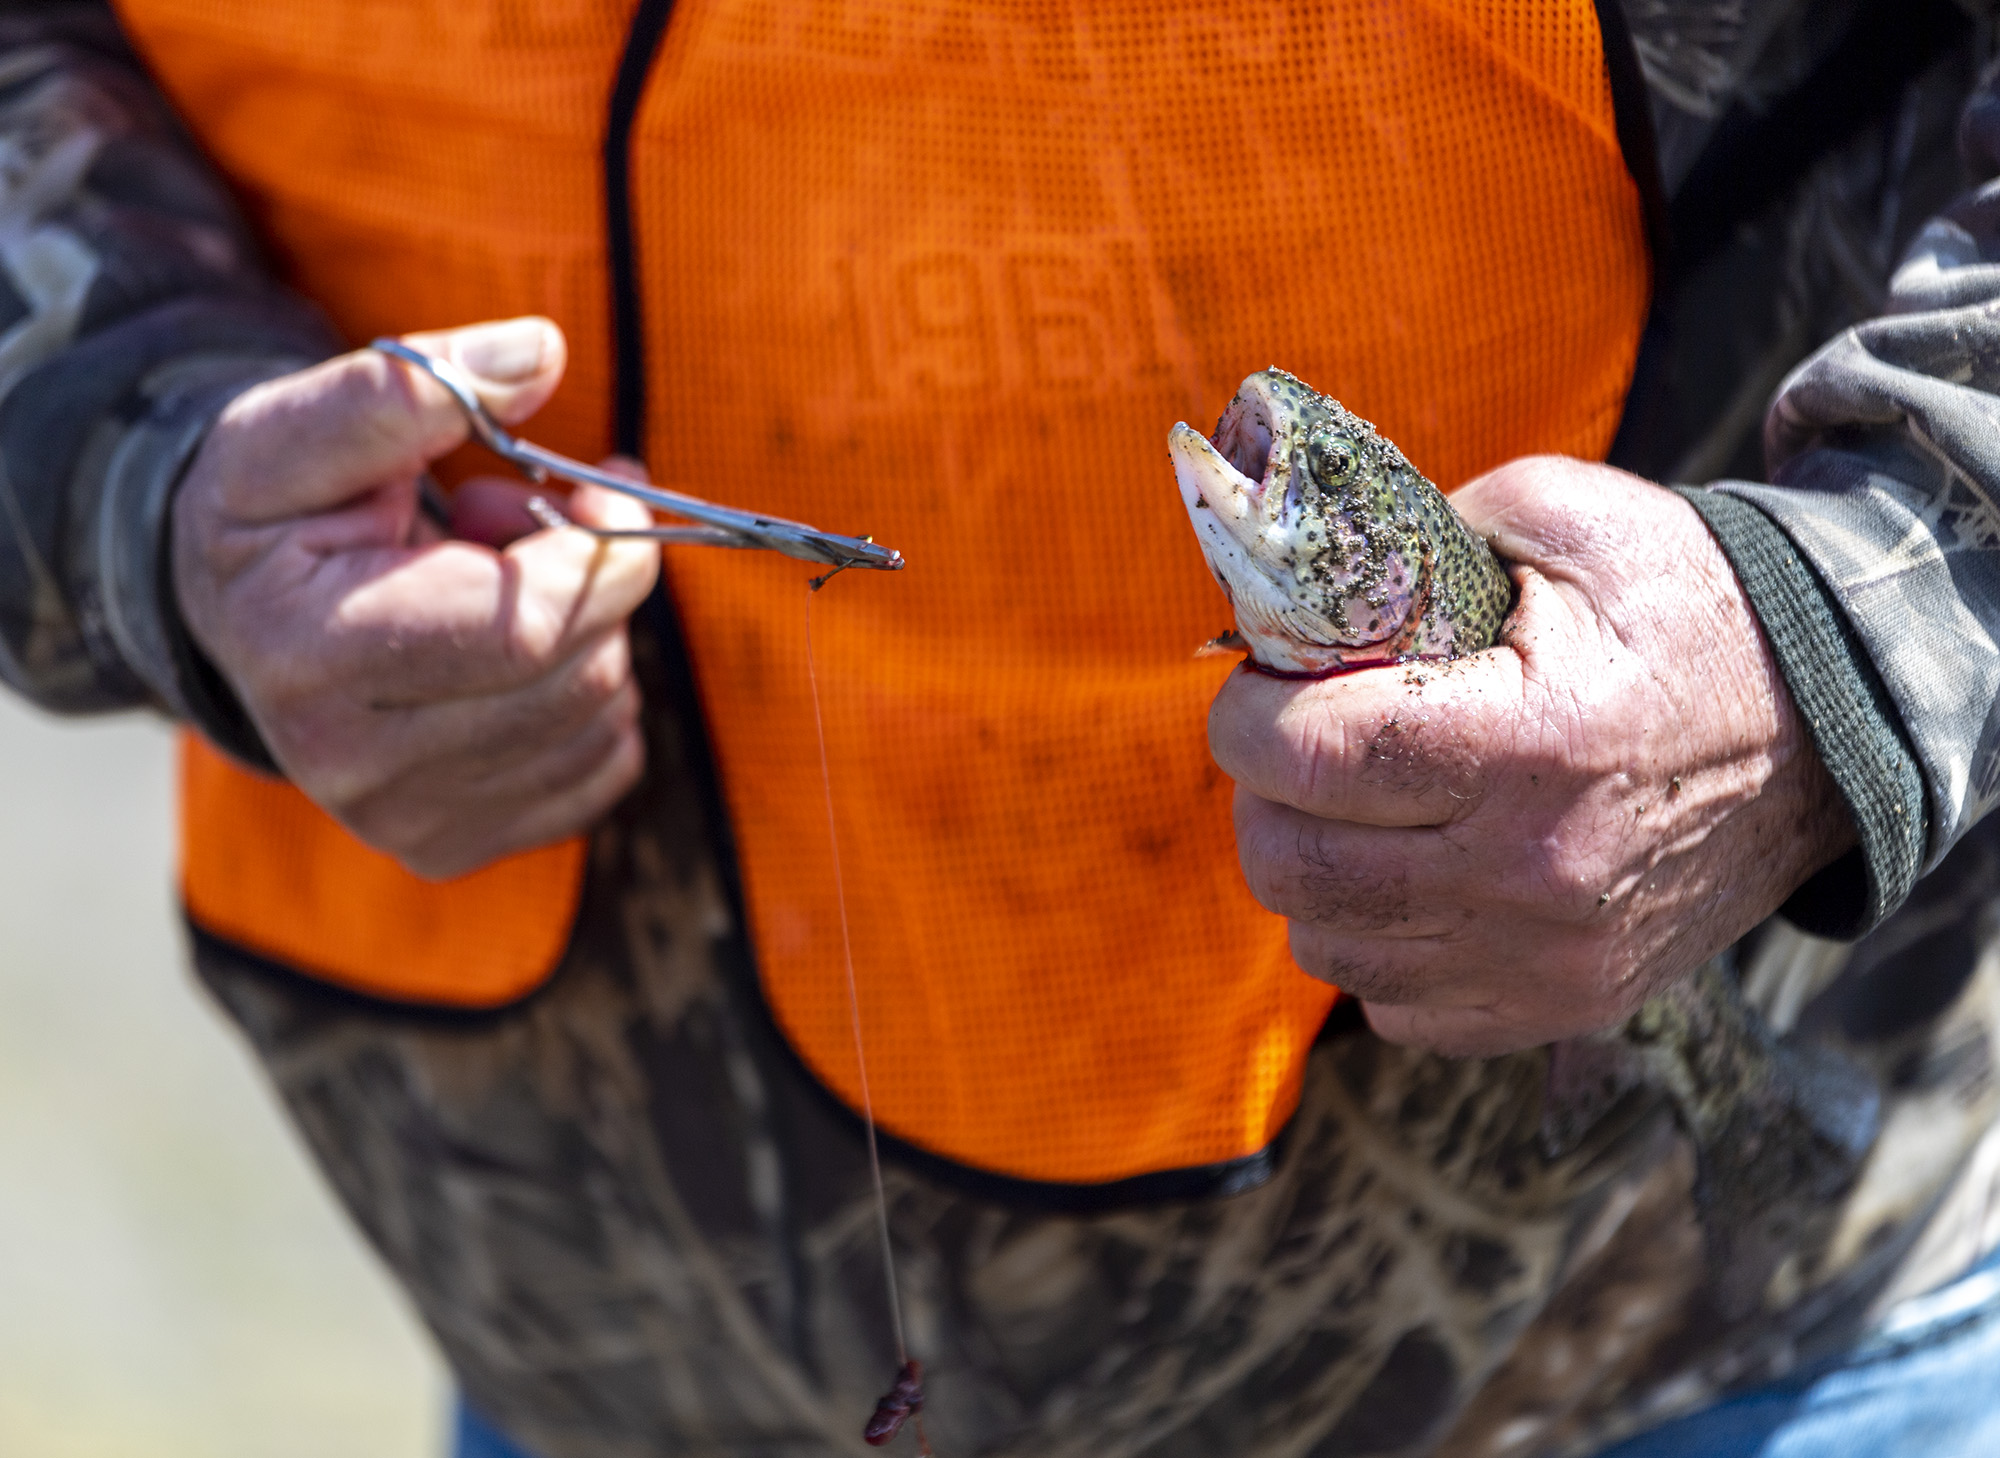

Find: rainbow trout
<box><xmin>1168</xmin><ymin>369</ymin><xmax>1881</xmax><ymax>1311</ymax></box>
<box><xmin>1168</xmin><ymin>368</ymin><xmax>1512</xmax><ymax>673</ymax></box>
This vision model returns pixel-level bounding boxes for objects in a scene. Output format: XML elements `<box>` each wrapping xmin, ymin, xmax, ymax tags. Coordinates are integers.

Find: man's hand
<box><xmin>1209</xmin><ymin>457</ymin><xmax>1855</xmax><ymax>1056</ymax></box>
<box><xmin>173</xmin><ymin>317</ymin><xmax>661</xmax><ymax>880</ymax></box>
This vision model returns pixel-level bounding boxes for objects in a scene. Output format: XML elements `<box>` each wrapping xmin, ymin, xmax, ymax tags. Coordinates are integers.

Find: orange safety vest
<box><xmin>126</xmin><ymin>0</ymin><xmax>1648</xmax><ymax>1186</ymax></box>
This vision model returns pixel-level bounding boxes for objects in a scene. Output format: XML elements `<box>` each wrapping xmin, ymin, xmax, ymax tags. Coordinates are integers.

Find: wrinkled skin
<box><xmin>173</xmin><ymin>316</ymin><xmax>660</xmax><ymax>879</ymax></box>
<box><xmin>1176</xmin><ymin>383</ymin><xmax>1870</xmax><ymax>1299</ymax></box>
<box><xmin>1173</xmin><ymin>379</ymin><xmax>1852</xmax><ymax>1052</ymax></box>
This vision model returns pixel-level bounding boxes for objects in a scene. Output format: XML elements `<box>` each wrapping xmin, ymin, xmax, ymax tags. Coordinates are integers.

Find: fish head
<box><xmin>1170</xmin><ymin>369</ymin><xmax>1430</xmax><ymax>675</ymax></box>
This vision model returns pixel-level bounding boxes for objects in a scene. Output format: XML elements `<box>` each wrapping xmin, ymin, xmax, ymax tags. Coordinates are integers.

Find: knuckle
<box><xmin>252</xmin><ymin>669</ymin><xmax>341</xmax><ymax>744</ymax></box>
<box><xmin>508</xmin><ymin>595</ymin><xmax>575</xmax><ymax>668</ymax></box>
<box><xmin>342</xmin><ymin>783</ymin><xmax>503</xmax><ymax>883</ymax></box>
<box><xmin>573</xmin><ymin>635</ymin><xmax>633</xmax><ymax>703</ymax></box>
<box><xmin>525</xmin><ymin>724</ymin><xmax>647</xmax><ymax>837</ymax></box>
<box><xmin>1243</xmin><ymin>811</ymin><xmax>1414</xmax><ymax>931</ymax></box>
<box><xmin>324</xmin><ymin>349</ymin><xmax>461</xmax><ymax>467</ymax></box>
<box><xmin>1283</xmin><ymin>730</ymin><xmax>1327</xmax><ymax>814</ymax></box>
<box><xmin>599</xmin><ymin>726</ymin><xmax>647</xmax><ymax>801</ymax></box>
<box><xmin>525</xmin><ymin>724</ymin><xmax>615</xmax><ymax>798</ymax></box>
<box><xmin>201</xmin><ymin>378</ymin><xmax>286</xmax><ymax>468</ymax></box>
<box><xmin>402</xmin><ymin>841</ymin><xmax>480</xmax><ymax>882</ymax></box>
<box><xmin>1285</xmin><ymin>704</ymin><xmax>1349</xmax><ymax>813</ymax></box>
<box><xmin>1362</xmin><ymin>1002</ymin><xmax>1510</xmax><ymax>1057</ymax></box>
<box><xmin>1238</xmin><ymin>842</ymin><xmax>1297</xmax><ymax>918</ymax></box>
<box><xmin>1286</xmin><ymin>921</ymin><xmax>1349</xmax><ymax>985</ymax></box>
<box><xmin>347</xmin><ymin>351</ymin><xmax>421</xmax><ymax>429</ymax></box>
<box><xmin>339</xmin><ymin>792</ymin><xmax>439</xmax><ymax>866</ymax></box>
<box><xmin>588</xmin><ymin>685</ymin><xmax>645</xmax><ymax>755</ymax></box>
<box><xmin>265</xmin><ymin>703</ymin><xmax>404</xmax><ymax>811</ymax></box>
<box><xmin>607</xmin><ymin>678</ymin><xmax>643</xmax><ymax>730</ymax></box>
<box><xmin>1288</xmin><ymin>923</ymin><xmax>1413</xmax><ymax>1000</ymax></box>
<box><xmin>1236</xmin><ymin>802</ymin><xmax>1328</xmax><ymax>920</ymax></box>
<box><xmin>1519</xmin><ymin>834</ymin><xmax>1610</xmax><ymax>918</ymax></box>
<box><xmin>292</xmin><ymin>751</ymin><xmax>387</xmax><ymax>815</ymax></box>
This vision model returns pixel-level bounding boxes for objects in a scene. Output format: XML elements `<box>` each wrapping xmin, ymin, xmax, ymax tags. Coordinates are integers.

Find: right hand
<box><xmin>172</xmin><ymin>316</ymin><xmax>661</xmax><ymax>880</ymax></box>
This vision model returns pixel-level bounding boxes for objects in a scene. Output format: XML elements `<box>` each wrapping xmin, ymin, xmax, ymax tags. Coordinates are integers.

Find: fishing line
<box><xmin>805</xmin><ymin>580</ymin><xmax>931</xmax><ymax>1453</ymax></box>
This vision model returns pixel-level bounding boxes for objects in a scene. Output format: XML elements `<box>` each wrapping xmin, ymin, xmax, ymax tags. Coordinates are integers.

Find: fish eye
<box><xmin>1310</xmin><ymin>432</ymin><xmax>1357</xmax><ymax>483</ymax></box>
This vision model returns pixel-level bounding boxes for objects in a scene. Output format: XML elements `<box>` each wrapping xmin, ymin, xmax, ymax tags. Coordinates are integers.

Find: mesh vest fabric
<box><xmin>179</xmin><ymin>734</ymin><xmax>586</xmax><ymax>1006</ymax></box>
<box><xmin>124</xmin><ymin>0</ymin><xmax>1648</xmax><ymax>1182</ymax></box>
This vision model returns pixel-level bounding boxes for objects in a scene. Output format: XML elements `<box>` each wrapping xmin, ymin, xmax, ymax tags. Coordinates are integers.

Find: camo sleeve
<box><xmin>0</xmin><ymin>2</ymin><xmax>333</xmax><ymax>763</ymax></box>
<box><xmin>1709</xmin><ymin>59</ymin><xmax>2000</xmax><ymax>929</ymax></box>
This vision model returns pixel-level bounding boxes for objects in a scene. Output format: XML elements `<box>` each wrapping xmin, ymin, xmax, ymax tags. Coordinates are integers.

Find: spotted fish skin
<box><xmin>1168</xmin><ymin>369</ymin><xmax>1513</xmax><ymax>674</ymax></box>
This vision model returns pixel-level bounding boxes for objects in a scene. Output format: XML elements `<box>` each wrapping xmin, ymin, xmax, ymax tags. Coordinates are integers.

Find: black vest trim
<box><xmin>606</xmin><ymin>0</ymin><xmax>678</xmax><ymax>459</ymax></box>
<box><xmin>1592</xmin><ymin>0</ymin><xmax>1670</xmax><ymax>277</ymax></box>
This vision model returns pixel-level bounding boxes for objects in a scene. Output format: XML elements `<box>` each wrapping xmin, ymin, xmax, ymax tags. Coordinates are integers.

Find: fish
<box><xmin>1168</xmin><ymin>369</ymin><xmax>1881</xmax><ymax>1314</ymax></box>
<box><xmin>1167</xmin><ymin>368</ymin><xmax>1512</xmax><ymax>676</ymax></box>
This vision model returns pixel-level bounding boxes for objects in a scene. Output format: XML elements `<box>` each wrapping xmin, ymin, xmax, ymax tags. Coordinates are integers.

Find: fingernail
<box><xmin>454</xmin><ymin>319</ymin><xmax>549</xmax><ymax>384</ymax></box>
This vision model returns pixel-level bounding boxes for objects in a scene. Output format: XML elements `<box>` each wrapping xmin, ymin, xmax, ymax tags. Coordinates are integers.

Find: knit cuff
<box><xmin>101</xmin><ymin>357</ymin><xmax>309</xmax><ymax>772</ymax></box>
<box><xmin>1673</xmin><ymin>486</ymin><xmax>1926</xmax><ymax>938</ymax></box>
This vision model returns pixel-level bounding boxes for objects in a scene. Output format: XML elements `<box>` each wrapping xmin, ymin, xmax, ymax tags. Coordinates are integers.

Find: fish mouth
<box><xmin>1168</xmin><ymin>420</ymin><xmax>1259</xmax><ymax>533</ymax></box>
<box><xmin>1170</xmin><ymin>413</ymin><xmax>1330</xmax><ymax>658</ymax></box>
<box><xmin>1168</xmin><ymin>378</ymin><xmax>1282</xmax><ymax>530</ymax></box>
<box><xmin>1171</xmin><ymin>378</ymin><xmax>1354</xmax><ymax>671</ymax></box>
<box><xmin>1212</xmin><ymin>380</ymin><xmax>1280</xmax><ymax>485</ymax></box>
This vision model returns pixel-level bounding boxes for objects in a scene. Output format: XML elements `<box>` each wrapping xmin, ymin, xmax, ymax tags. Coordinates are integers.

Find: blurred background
<box><xmin>0</xmin><ymin>696</ymin><xmax>443</xmax><ymax>1457</ymax></box>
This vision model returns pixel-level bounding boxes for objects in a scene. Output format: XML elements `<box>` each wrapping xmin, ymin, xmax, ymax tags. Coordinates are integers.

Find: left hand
<box><xmin>1208</xmin><ymin>456</ymin><xmax>1856</xmax><ymax>1056</ymax></box>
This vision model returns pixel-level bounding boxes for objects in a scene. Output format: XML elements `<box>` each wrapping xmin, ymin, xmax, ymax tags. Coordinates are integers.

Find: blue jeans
<box><xmin>454</xmin><ymin>1250</ymin><xmax>2000</xmax><ymax>1458</ymax></box>
<box><xmin>452</xmin><ymin>1402</ymin><xmax>537</xmax><ymax>1458</ymax></box>
<box><xmin>1595</xmin><ymin>1246</ymin><xmax>2000</xmax><ymax>1458</ymax></box>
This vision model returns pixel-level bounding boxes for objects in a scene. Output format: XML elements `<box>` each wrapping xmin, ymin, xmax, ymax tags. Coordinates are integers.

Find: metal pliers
<box><xmin>372</xmin><ymin>338</ymin><xmax>905</xmax><ymax>574</ymax></box>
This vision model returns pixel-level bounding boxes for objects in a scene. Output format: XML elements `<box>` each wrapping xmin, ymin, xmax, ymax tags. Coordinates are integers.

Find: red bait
<box><xmin>863</xmin><ymin>1360</ymin><xmax>924</xmax><ymax>1446</ymax></box>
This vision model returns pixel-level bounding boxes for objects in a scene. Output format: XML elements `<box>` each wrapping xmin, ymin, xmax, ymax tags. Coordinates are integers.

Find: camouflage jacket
<box><xmin>6</xmin><ymin>3</ymin><xmax>2000</xmax><ymax>1456</ymax></box>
